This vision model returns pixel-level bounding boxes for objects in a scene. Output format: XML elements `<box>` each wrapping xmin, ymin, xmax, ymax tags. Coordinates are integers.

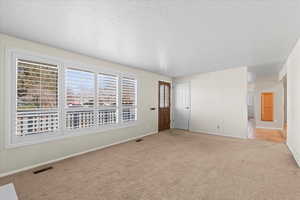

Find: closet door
<box><xmin>173</xmin><ymin>82</ymin><xmax>190</xmax><ymax>130</ymax></box>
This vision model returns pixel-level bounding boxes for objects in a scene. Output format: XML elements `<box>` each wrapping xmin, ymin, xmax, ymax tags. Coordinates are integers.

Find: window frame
<box><xmin>9</xmin><ymin>51</ymin><xmax>63</xmax><ymax>146</ymax></box>
<box><xmin>6</xmin><ymin>49</ymin><xmax>139</xmax><ymax>148</ymax></box>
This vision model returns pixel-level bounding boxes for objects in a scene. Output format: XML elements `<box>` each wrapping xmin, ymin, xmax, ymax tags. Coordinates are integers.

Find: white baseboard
<box><xmin>287</xmin><ymin>142</ymin><xmax>300</xmax><ymax>167</ymax></box>
<box><xmin>0</xmin><ymin>131</ymin><xmax>157</xmax><ymax>178</ymax></box>
<box><xmin>190</xmin><ymin>129</ymin><xmax>247</xmax><ymax>139</ymax></box>
<box><xmin>255</xmin><ymin>126</ymin><xmax>283</xmax><ymax>130</ymax></box>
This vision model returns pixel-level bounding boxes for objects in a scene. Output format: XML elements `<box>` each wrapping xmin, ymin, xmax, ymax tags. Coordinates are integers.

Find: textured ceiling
<box><xmin>1</xmin><ymin>0</ymin><xmax>300</xmax><ymax>77</ymax></box>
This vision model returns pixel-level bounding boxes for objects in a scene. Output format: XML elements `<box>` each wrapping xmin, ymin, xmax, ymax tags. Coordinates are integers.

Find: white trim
<box><xmin>6</xmin><ymin>48</ymin><xmax>138</xmax><ymax>79</ymax></box>
<box><xmin>190</xmin><ymin>129</ymin><xmax>247</xmax><ymax>139</ymax></box>
<box><xmin>287</xmin><ymin>142</ymin><xmax>300</xmax><ymax>167</ymax></box>
<box><xmin>6</xmin><ymin>121</ymin><xmax>139</xmax><ymax>149</ymax></box>
<box><xmin>11</xmin><ymin>53</ymin><xmax>63</xmax><ymax>145</ymax></box>
<box><xmin>0</xmin><ymin>131</ymin><xmax>158</xmax><ymax>178</ymax></box>
<box><xmin>255</xmin><ymin>126</ymin><xmax>283</xmax><ymax>130</ymax></box>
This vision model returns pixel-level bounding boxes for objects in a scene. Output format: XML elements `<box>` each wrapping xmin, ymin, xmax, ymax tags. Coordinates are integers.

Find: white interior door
<box><xmin>173</xmin><ymin>82</ymin><xmax>190</xmax><ymax>130</ymax></box>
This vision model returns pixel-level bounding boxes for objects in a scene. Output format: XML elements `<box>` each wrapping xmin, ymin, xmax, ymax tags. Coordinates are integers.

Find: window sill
<box><xmin>6</xmin><ymin>121</ymin><xmax>139</xmax><ymax>149</ymax></box>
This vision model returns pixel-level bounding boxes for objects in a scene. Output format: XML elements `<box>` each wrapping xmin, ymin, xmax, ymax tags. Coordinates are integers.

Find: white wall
<box><xmin>254</xmin><ymin>76</ymin><xmax>284</xmax><ymax>129</ymax></box>
<box><xmin>174</xmin><ymin>67</ymin><xmax>248</xmax><ymax>139</ymax></box>
<box><xmin>283</xmin><ymin>77</ymin><xmax>287</xmax><ymax>123</ymax></box>
<box><xmin>0</xmin><ymin>34</ymin><xmax>172</xmax><ymax>176</ymax></box>
<box><xmin>285</xmin><ymin>38</ymin><xmax>300</xmax><ymax>167</ymax></box>
<box><xmin>247</xmin><ymin>72</ymin><xmax>256</xmax><ymax>83</ymax></box>
<box><xmin>279</xmin><ymin>63</ymin><xmax>287</xmax><ymax>81</ymax></box>
<box><xmin>247</xmin><ymin>83</ymin><xmax>256</xmax><ymax>119</ymax></box>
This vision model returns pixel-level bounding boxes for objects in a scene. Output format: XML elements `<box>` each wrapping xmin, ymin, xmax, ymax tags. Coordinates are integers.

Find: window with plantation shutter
<box><xmin>65</xmin><ymin>69</ymin><xmax>95</xmax><ymax>129</ymax></box>
<box><xmin>121</xmin><ymin>77</ymin><xmax>137</xmax><ymax>122</ymax></box>
<box><xmin>16</xmin><ymin>59</ymin><xmax>59</xmax><ymax>136</ymax></box>
<box><xmin>98</xmin><ymin>74</ymin><xmax>118</xmax><ymax>125</ymax></box>
<box><xmin>98</xmin><ymin>74</ymin><xmax>117</xmax><ymax>106</ymax></box>
<box><xmin>66</xmin><ymin>69</ymin><xmax>94</xmax><ymax>108</ymax></box>
<box><xmin>9</xmin><ymin>50</ymin><xmax>139</xmax><ymax>147</ymax></box>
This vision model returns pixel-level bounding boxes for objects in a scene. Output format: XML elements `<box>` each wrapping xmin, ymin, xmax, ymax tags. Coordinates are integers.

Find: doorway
<box><xmin>246</xmin><ymin>69</ymin><xmax>285</xmax><ymax>143</ymax></box>
<box><xmin>173</xmin><ymin>82</ymin><xmax>190</xmax><ymax>130</ymax></box>
<box><xmin>158</xmin><ymin>81</ymin><xmax>171</xmax><ymax>131</ymax></box>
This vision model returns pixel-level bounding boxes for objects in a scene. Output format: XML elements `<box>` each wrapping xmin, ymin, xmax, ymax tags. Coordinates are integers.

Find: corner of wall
<box><xmin>279</xmin><ymin>64</ymin><xmax>287</xmax><ymax>81</ymax></box>
<box><xmin>287</xmin><ymin>141</ymin><xmax>300</xmax><ymax>167</ymax></box>
<box><xmin>285</xmin><ymin>36</ymin><xmax>300</xmax><ymax>168</ymax></box>
<box><xmin>0</xmin><ymin>34</ymin><xmax>5</xmax><ymax>173</ymax></box>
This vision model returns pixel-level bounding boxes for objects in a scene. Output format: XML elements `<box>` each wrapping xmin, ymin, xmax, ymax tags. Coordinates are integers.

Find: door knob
<box><xmin>185</xmin><ymin>107</ymin><xmax>190</xmax><ymax>109</ymax></box>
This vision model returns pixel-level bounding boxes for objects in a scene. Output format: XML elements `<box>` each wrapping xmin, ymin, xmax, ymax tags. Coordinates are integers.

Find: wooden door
<box><xmin>261</xmin><ymin>93</ymin><xmax>274</xmax><ymax>121</ymax></box>
<box><xmin>159</xmin><ymin>81</ymin><xmax>171</xmax><ymax>131</ymax></box>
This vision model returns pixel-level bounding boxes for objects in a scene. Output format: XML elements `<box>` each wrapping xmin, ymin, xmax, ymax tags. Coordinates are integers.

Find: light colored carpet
<box><xmin>1</xmin><ymin>129</ymin><xmax>300</xmax><ymax>200</ymax></box>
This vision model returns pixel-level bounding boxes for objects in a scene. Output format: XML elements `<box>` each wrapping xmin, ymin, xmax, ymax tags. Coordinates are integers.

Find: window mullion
<box><xmin>59</xmin><ymin>63</ymin><xmax>66</xmax><ymax>134</ymax></box>
<box><xmin>118</xmin><ymin>76</ymin><xmax>122</xmax><ymax>124</ymax></box>
<box><xmin>94</xmin><ymin>72</ymin><xmax>98</xmax><ymax>128</ymax></box>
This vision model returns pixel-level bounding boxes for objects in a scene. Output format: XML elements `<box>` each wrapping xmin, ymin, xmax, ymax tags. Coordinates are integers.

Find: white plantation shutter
<box><xmin>98</xmin><ymin>109</ymin><xmax>117</xmax><ymax>125</ymax></box>
<box><xmin>98</xmin><ymin>74</ymin><xmax>117</xmax><ymax>106</ymax></box>
<box><xmin>66</xmin><ymin>110</ymin><xmax>94</xmax><ymax>129</ymax></box>
<box><xmin>16</xmin><ymin>59</ymin><xmax>59</xmax><ymax>136</ymax></box>
<box><xmin>122</xmin><ymin>107</ymin><xmax>136</xmax><ymax>122</ymax></box>
<box><xmin>65</xmin><ymin>69</ymin><xmax>95</xmax><ymax>129</ymax></box>
<box><xmin>121</xmin><ymin>77</ymin><xmax>137</xmax><ymax>122</ymax></box>
<box><xmin>98</xmin><ymin>74</ymin><xmax>118</xmax><ymax>125</ymax></box>
<box><xmin>122</xmin><ymin>77</ymin><xmax>136</xmax><ymax>105</ymax></box>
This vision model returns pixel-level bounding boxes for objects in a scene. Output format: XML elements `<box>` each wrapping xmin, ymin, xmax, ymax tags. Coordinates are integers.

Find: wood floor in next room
<box><xmin>248</xmin><ymin>120</ymin><xmax>286</xmax><ymax>143</ymax></box>
<box><xmin>0</xmin><ymin>130</ymin><xmax>299</xmax><ymax>200</ymax></box>
<box><xmin>253</xmin><ymin>128</ymin><xmax>286</xmax><ymax>143</ymax></box>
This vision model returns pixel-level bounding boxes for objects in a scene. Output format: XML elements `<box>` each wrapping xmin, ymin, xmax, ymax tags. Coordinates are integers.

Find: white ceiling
<box><xmin>1</xmin><ymin>0</ymin><xmax>300</xmax><ymax>77</ymax></box>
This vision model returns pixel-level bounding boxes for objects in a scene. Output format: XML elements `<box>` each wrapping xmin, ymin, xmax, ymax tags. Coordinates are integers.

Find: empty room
<box><xmin>1</xmin><ymin>1</ymin><xmax>300</xmax><ymax>200</ymax></box>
